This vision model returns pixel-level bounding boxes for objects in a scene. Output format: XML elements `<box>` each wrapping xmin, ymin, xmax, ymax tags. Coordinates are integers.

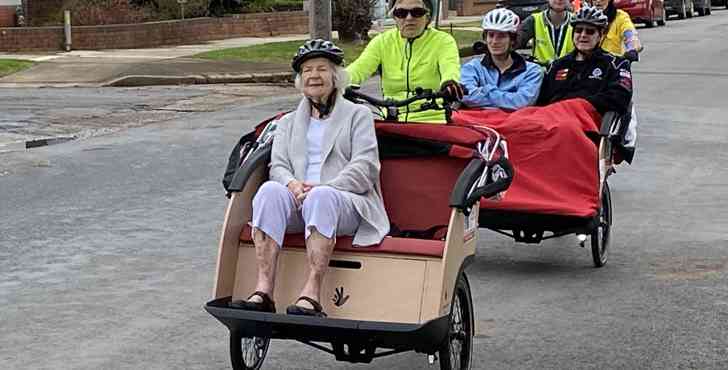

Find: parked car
<box><xmin>694</xmin><ymin>0</ymin><xmax>712</xmax><ymax>14</ymax></box>
<box><xmin>615</xmin><ymin>0</ymin><xmax>666</xmax><ymax>27</ymax></box>
<box><xmin>665</xmin><ymin>0</ymin><xmax>710</xmax><ymax>19</ymax></box>
<box><xmin>498</xmin><ymin>0</ymin><xmax>549</xmax><ymax>21</ymax></box>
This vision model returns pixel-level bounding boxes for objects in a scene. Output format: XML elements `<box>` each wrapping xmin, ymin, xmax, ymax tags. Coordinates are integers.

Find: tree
<box><xmin>332</xmin><ymin>0</ymin><xmax>377</xmax><ymax>42</ymax></box>
<box><xmin>309</xmin><ymin>0</ymin><xmax>332</xmax><ymax>40</ymax></box>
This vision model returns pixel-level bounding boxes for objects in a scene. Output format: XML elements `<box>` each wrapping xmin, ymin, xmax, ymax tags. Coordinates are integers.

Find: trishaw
<box><xmin>454</xmin><ymin>45</ymin><xmax>636</xmax><ymax>268</ymax></box>
<box><xmin>456</xmin><ymin>100</ymin><xmax>633</xmax><ymax>268</ymax></box>
<box><xmin>206</xmin><ymin>88</ymin><xmax>513</xmax><ymax>369</ymax></box>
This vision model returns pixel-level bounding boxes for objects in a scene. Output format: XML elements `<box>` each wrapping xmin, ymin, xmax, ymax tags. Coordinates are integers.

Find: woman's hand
<box><xmin>440</xmin><ymin>80</ymin><xmax>467</xmax><ymax>101</ymax></box>
<box><xmin>287</xmin><ymin>180</ymin><xmax>314</xmax><ymax>206</ymax></box>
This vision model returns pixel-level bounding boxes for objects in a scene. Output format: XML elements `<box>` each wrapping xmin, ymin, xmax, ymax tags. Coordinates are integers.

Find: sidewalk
<box><xmin>0</xmin><ymin>15</ymin><xmax>482</xmax><ymax>88</ymax></box>
<box><xmin>0</xmin><ymin>35</ymin><xmax>306</xmax><ymax>87</ymax></box>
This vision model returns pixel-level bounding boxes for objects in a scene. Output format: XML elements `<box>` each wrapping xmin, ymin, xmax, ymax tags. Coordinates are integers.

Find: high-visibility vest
<box><xmin>533</xmin><ymin>12</ymin><xmax>574</xmax><ymax>65</ymax></box>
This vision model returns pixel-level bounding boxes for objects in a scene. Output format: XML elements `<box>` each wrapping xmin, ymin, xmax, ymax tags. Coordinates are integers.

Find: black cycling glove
<box><xmin>624</xmin><ymin>49</ymin><xmax>639</xmax><ymax>63</ymax></box>
<box><xmin>440</xmin><ymin>80</ymin><xmax>467</xmax><ymax>101</ymax></box>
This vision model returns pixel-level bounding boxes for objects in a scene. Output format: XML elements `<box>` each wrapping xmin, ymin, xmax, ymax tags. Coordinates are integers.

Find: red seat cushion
<box><xmin>380</xmin><ymin>156</ymin><xmax>468</xmax><ymax>233</ymax></box>
<box><xmin>240</xmin><ymin>226</ymin><xmax>444</xmax><ymax>258</ymax></box>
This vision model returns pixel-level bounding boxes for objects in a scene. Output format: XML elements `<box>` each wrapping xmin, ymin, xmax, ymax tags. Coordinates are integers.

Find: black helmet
<box><xmin>571</xmin><ymin>6</ymin><xmax>609</xmax><ymax>29</ymax></box>
<box><xmin>291</xmin><ymin>39</ymin><xmax>345</xmax><ymax>73</ymax></box>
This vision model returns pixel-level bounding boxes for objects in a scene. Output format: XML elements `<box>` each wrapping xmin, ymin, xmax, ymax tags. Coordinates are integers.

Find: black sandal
<box><xmin>229</xmin><ymin>291</ymin><xmax>276</xmax><ymax>313</ymax></box>
<box><xmin>286</xmin><ymin>296</ymin><xmax>327</xmax><ymax>317</ymax></box>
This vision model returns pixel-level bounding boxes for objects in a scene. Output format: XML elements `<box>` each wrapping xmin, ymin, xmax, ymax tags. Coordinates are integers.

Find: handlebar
<box><xmin>344</xmin><ymin>86</ymin><xmax>454</xmax><ymax>122</ymax></box>
<box><xmin>344</xmin><ymin>86</ymin><xmax>450</xmax><ymax>108</ymax></box>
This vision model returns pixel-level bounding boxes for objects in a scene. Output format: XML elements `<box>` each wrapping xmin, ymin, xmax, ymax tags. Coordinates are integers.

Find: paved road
<box><xmin>2</xmin><ymin>11</ymin><xmax>728</xmax><ymax>370</ymax></box>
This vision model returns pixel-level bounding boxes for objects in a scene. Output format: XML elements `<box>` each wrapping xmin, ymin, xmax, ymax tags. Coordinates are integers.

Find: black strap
<box><xmin>308</xmin><ymin>89</ymin><xmax>338</xmax><ymax>119</ymax></box>
<box><xmin>295</xmin><ymin>296</ymin><xmax>323</xmax><ymax>312</ymax></box>
<box><xmin>248</xmin><ymin>291</ymin><xmax>276</xmax><ymax>306</ymax></box>
<box><xmin>389</xmin><ymin>223</ymin><xmax>448</xmax><ymax>240</ymax></box>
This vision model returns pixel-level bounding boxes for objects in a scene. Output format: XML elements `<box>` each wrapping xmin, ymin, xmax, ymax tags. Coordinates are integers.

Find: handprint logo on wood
<box><xmin>332</xmin><ymin>286</ymin><xmax>350</xmax><ymax>307</ymax></box>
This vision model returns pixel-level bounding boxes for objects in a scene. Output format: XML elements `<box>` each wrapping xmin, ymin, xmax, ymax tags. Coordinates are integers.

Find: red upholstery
<box><xmin>240</xmin><ymin>226</ymin><xmax>445</xmax><ymax>258</ymax></box>
<box><xmin>375</xmin><ymin>122</ymin><xmax>490</xmax><ymax>146</ymax></box>
<box><xmin>380</xmin><ymin>156</ymin><xmax>469</xmax><ymax>233</ymax></box>
<box><xmin>453</xmin><ymin>99</ymin><xmax>601</xmax><ymax>217</ymax></box>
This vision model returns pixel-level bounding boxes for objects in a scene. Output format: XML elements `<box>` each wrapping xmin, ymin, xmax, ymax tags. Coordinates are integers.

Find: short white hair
<box><xmin>294</xmin><ymin>61</ymin><xmax>350</xmax><ymax>97</ymax></box>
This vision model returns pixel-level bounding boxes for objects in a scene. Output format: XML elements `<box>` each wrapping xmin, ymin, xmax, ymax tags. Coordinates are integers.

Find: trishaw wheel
<box><xmin>591</xmin><ymin>182</ymin><xmax>612</xmax><ymax>268</ymax></box>
<box><xmin>438</xmin><ymin>273</ymin><xmax>474</xmax><ymax>370</ymax></box>
<box><xmin>230</xmin><ymin>331</ymin><xmax>270</xmax><ymax>370</ymax></box>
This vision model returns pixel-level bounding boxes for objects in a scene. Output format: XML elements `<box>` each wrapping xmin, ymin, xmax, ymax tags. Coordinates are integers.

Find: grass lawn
<box><xmin>195</xmin><ymin>29</ymin><xmax>483</xmax><ymax>65</ymax></box>
<box><xmin>0</xmin><ymin>59</ymin><xmax>33</xmax><ymax>78</ymax></box>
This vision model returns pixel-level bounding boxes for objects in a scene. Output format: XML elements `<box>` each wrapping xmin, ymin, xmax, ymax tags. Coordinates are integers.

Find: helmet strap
<box><xmin>308</xmin><ymin>89</ymin><xmax>337</xmax><ymax>119</ymax></box>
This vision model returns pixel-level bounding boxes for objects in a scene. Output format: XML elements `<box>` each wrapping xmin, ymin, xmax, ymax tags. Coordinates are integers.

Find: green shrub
<box><xmin>38</xmin><ymin>0</ymin><xmax>304</xmax><ymax>25</ymax></box>
<box><xmin>62</xmin><ymin>0</ymin><xmax>146</xmax><ymax>25</ymax></box>
<box><xmin>240</xmin><ymin>0</ymin><xmax>303</xmax><ymax>12</ymax></box>
<box><xmin>148</xmin><ymin>0</ymin><xmax>210</xmax><ymax>19</ymax></box>
<box><xmin>333</xmin><ymin>0</ymin><xmax>377</xmax><ymax>42</ymax></box>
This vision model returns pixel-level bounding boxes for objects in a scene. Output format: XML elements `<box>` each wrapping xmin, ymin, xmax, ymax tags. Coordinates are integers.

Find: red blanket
<box><xmin>452</xmin><ymin>98</ymin><xmax>602</xmax><ymax>218</ymax></box>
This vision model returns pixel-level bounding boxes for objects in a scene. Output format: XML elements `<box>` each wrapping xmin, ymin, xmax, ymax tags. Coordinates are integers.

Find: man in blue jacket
<box><xmin>461</xmin><ymin>8</ymin><xmax>544</xmax><ymax>111</ymax></box>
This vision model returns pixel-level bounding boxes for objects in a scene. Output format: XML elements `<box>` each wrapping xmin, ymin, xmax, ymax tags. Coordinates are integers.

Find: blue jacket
<box><xmin>461</xmin><ymin>52</ymin><xmax>544</xmax><ymax>110</ymax></box>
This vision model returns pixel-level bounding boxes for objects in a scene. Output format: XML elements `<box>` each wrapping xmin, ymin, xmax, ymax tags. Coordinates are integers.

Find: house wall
<box><xmin>457</xmin><ymin>0</ymin><xmax>498</xmax><ymax>16</ymax></box>
<box><xmin>0</xmin><ymin>5</ymin><xmax>15</xmax><ymax>27</ymax></box>
<box><xmin>0</xmin><ymin>0</ymin><xmax>19</xmax><ymax>27</ymax></box>
<box><xmin>0</xmin><ymin>11</ymin><xmax>309</xmax><ymax>52</ymax></box>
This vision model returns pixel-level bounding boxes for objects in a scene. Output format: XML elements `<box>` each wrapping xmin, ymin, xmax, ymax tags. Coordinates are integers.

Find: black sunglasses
<box><xmin>573</xmin><ymin>26</ymin><xmax>598</xmax><ymax>36</ymax></box>
<box><xmin>392</xmin><ymin>7</ymin><xmax>428</xmax><ymax>19</ymax></box>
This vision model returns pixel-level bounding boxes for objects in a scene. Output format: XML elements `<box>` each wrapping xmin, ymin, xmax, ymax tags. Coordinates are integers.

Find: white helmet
<box><xmin>481</xmin><ymin>8</ymin><xmax>520</xmax><ymax>33</ymax></box>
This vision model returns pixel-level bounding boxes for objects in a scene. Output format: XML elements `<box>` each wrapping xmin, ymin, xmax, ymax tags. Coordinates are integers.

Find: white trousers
<box><xmin>251</xmin><ymin>181</ymin><xmax>361</xmax><ymax>247</ymax></box>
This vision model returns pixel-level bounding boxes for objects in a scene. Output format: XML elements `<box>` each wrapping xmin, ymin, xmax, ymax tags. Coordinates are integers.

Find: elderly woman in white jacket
<box><xmin>231</xmin><ymin>39</ymin><xmax>390</xmax><ymax>317</ymax></box>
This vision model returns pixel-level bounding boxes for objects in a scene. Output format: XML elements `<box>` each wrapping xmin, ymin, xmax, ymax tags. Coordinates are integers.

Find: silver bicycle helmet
<box><xmin>571</xmin><ymin>5</ymin><xmax>609</xmax><ymax>29</ymax></box>
<box><xmin>292</xmin><ymin>39</ymin><xmax>345</xmax><ymax>73</ymax></box>
<box><xmin>481</xmin><ymin>8</ymin><xmax>520</xmax><ymax>33</ymax></box>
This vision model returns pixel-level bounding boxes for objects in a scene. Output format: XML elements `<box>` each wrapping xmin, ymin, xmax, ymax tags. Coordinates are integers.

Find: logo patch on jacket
<box><xmin>618</xmin><ymin>68</ymin><xmax>633</xmax><ymax>91</ymax></box>
<box><xmin>555</xmin><ymin>68</ymin><xmax>569</xmax><ymax>80</ymax></box>
<box><xmin>589</xmin><ymin>67</ymin><xmax>603</xmax><ymax>80</ymax></box>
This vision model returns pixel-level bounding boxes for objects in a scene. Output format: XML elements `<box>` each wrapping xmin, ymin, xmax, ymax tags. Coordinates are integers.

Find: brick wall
<box><xmin>0</xmin><ymin>11</ymin><xmax>308</xmax><ymax>52</ymax></box>
<box><xmin>457</xmin><ymin>0</ymin><xmax>498</xmax><ymax>16</ymax></box>
<box><xmin>0</xmin><ymin>25</ymin><xmax>64</xmax><ymax>50</ymax></box>
<box><xmin>0</xmin><ymin>5</ymin><xmax>15</xmax><ymax>27</ymax></box>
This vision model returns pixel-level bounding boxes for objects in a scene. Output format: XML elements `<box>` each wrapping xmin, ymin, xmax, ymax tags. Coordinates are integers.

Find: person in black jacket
<box><xmin>537</xmin><ymin>6</ymin><xmax>633</xmax><ymax>115</ymax></box>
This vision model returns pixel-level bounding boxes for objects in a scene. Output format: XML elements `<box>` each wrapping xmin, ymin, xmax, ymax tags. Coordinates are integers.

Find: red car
<box><xmin>615</xmin><ymin>0</ymin><xmax>667</xmax><ymax>27</ymax></box>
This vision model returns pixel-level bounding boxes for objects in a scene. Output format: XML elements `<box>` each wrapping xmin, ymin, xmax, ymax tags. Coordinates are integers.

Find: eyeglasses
<box><xmin>573</xmin><ymin>26</ymin><xmax>598</xmax><ymax>36</ymax></box>
<box><xmin>392</xmin><ymin>7</ymin><xmax>428</xmax><ymax>19</ymax></box>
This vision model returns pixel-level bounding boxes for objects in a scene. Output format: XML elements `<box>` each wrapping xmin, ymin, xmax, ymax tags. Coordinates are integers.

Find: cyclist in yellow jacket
<box><xmin>346</xmin><ymin>0</ymin><xmax>465</xmax><ymax>123</ymax></box>
<box><xmin>592</xmin><ymin>0</ymin><xmax>643</xmax><ymax>61</ymax></box>
<box><xmin>516</xmin><ymin>0</ymin><xmax>575</xmax><ymax>65</ymax></box>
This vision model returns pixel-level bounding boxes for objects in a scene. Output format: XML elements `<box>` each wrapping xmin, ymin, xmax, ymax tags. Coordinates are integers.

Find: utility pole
<box><xmin>308</xmin><ymin>0</ymin><xmax>332</xmax><ymax>40</ymax></box>
<box><xmin>178</xmin><ymin>0</ymin><xmax>187</xmax><ymax>20</ymax></box>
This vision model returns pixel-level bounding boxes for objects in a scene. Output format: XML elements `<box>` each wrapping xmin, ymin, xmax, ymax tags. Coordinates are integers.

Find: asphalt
<box><xmin>0</xmin><ymin>16</ymin><xmax>482</xmax><ymax>88</ymax></box>
<box><xmin>2</xmin><ymin>11</ymin><xmax>728</xmax><ymax>370</ymax></box>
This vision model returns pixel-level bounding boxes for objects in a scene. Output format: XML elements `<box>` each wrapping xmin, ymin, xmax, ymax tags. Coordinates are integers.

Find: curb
<box><xmin>0</xmin><ymin>135</ymin><xmax>77</xmax><ymax>153</ymax></box>
<box><xmin>102</xmin><ymin>50</ymin><xmax>478</xmax><ymax>87</ymax></box>
<box><xmin>103</xmin><ymin>72</ymin><xmax>294</xmax><ymax>87</ymax></box>
<box><xmin>5</xmin><ymin>48</ymin><xmax>475</xmax><ymax>89</ymax></box>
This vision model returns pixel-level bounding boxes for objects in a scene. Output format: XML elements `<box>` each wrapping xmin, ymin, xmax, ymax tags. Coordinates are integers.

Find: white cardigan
<box><xmin>269</xmin><ymin>96</ymin><xmax>390</xmax><ymax>246</ymax></box>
